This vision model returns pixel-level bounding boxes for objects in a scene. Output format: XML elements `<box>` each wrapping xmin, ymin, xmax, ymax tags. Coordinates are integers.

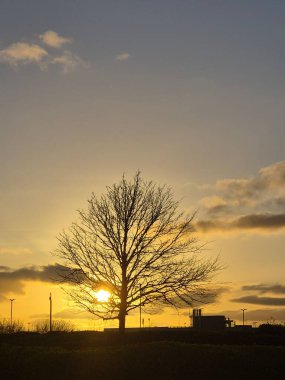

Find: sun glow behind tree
<box><xmin>94</xmin><ymin>289</ymin><xmax>111</xmax><ymax>303</ymax></box>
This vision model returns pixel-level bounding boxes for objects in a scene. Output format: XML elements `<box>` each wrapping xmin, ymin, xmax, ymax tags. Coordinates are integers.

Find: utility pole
<box><xmin>139</xmin><ymin>284</ymin><xmax>142</xmax><ymax>329</ymax></box>
<box><xmin>241</xmin><ymin>308</ymin><xmax>247</xmax><ymax>326</ymax></box>
<box><xmin>49</xmin><ymin>292</ymin><xmax>52</xmax><ymax>333</ymax></box>
<box><xmin>10</xmin><ymin>298</ymin><xmax>15</xmax><ymax>326</ymax></box>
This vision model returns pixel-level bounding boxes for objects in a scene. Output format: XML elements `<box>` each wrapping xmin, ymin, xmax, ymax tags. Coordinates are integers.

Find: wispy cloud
<box><xmin>30</xmin><ymin>307</ymin><xmax>91</xmax><ymax>320</ymax></box>
<box><xmin>54</xmin><ymin>308</ymin><xmax>92</xmax><ymax>320</ymax></box>
<box><xmin>52</xmin><ymin>50</ymin><xmax>87</xmax><ymax>74</ymax></box>
<box><xmin>115</xmin><ymin>52</ymin><xmax>131</xmax><ymax>61</ymax></box>
<box><xmin>0</xmin><ymin>31</ymin><xmax>86</xmax><ymax>73</ymax></box>
<box><xmin>0</xmin><ymin>247</ymin><xmax>33</xmax><ymax>256</ymax></box>
<box><xmin>195</xmin><ymin>161</ymin><xmax>285</xmax><ymax>234</ymax></box>
<box><xmin>39</xmin><ymin>30</ymin><xmax>72</xmax><ymax>48</ymax></box>
<box><xmin>166</xmin><ymin>286</ymin><xmax>230</xmax><ymax>312</ymax></box>
<box><xmin>0</xmin><ymin>42</ymin><xmax>48</xmax><ymax>67</ymax></box>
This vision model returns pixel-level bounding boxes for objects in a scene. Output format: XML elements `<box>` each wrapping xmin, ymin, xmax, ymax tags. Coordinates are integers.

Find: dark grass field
<box><xmin>1</xmin><ymin>330</ymin><xmax>285</xmax><ymax>379</ymax></box>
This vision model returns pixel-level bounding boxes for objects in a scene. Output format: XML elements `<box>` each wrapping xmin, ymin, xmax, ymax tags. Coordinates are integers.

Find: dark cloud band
<box><xmin>242</xmin><ymin>284</ymin><xmax>285</xmax><ymax>294</ymax></box>
<box><xmin>195</xmin><ymin>213</ymin><xmax>285</xmax><ymax>232</ymax></box>
<box><xmin>0</xmin><ymin>264</ymin><xmax>75</xmax><ymax>299</ymax></box>
<box><xmin>232</xmin><ymin>295</ymin><xmax>285</xmax><ymax>306</ymax></box>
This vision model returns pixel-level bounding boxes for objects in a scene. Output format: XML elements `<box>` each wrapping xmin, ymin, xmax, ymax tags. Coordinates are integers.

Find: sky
<box><xmin>1</xmin><ymin>0</ymin><xmax>285</xmax><ymax>329</ymax></box>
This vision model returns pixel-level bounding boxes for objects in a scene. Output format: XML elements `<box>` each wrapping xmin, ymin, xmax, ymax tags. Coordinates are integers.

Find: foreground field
<box><xmin>1</xmin><ymin>336</ymin><xmax>285</xmax><ymax>380</ymax></box>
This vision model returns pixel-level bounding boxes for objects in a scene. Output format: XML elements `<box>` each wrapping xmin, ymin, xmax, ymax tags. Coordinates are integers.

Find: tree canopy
<box><xmin>55</xmin><ymin>172</ymin><xmax>220</xmax><ymax>332</ymax></box>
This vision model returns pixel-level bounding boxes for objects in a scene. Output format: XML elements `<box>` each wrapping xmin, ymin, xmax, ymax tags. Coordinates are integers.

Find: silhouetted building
<box><xmin>192</xmin><ymin>309</ymin><xmax>233</xmax><ymax>330</ymax></box>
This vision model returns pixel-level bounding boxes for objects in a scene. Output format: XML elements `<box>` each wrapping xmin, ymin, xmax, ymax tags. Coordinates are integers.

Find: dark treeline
<box><xmin>1</xmin><ymin>326</ymin><xmax>285</xmax><ymax>348</ymax></box>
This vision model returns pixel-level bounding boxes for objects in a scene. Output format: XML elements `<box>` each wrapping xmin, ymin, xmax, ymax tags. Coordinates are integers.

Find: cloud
<box><xmin>216</xmin><ymin>178</ymin><xmax>266</xmax><ymax>203</ymax></box>
<box><xmin>229</xmin><ymin>283</ymin><xmax>285</xmax><ymax>307</ymax></box>
<box><xmin>259</xmin><ymin>161</ymin><xmax>285</xmax><ymax>188</ymax></box>
<box><xmin>0</xmin><ymin>294</ymin><xmax>7</xmax><ymax>302</ymax></box>
<box><xmin>30</xmin><ymin>308</ymin><xmax>91</xmax><ymax>320</ymax></box>
<box><xmin>205</xmin><ymin>204</ymin><xmax>233</xmax><ymax>217</ymax></box>
<box><xmin>54</xmin><ymin>308</ymin><xmax>92</xmax><ymax>320</ymax></box>
<box><xmin>0</xmin><ymin>42</ymin><xmax>48</xmax><ymax>67</ymax></box>
<box><xmin>219</xmin><ymin>308</ymin><xmax>285</xmax><ymax>322</ymax></box>
<box><xmin>236</xmin><ymin>213</ymin><xmax>285</xmax><ymax>229</ymax></box>
<box><xmin>0</xmin><ymin>247</ymin><xmax>33</xmax><ymax>256</ymax></box>
<box><xmin>51</xmin><ymin>51</ymin><xmax>87</xmax><ymax>73</ymax></box>
<box><xmin>195</xmin><ymin>161</ymin><xmax>285</xmax><ymax>234</ymax></box>
<box><xmin>0</xmin><ymin>266</ymin><xmax>10</xmax><ymax>271</ymax></box>
<box><xmin>0</xmin><ymin>263</ymin><xmax>72</xmax><ymax>282</ymax></box>
<box><xmin>193</xmin><ymin>286</ymin><xmax>230</xmax><ymax>306</ymax></box>
<box><xmin>214</xmin><ymin>161</ymin><xmax>285</xmax><ymax>204</ymax></box>
<box><xmin>39</xmin><ymin>30</ymin><xmax>72</xmax><ymax>48</ymax></box>
<box><xmin>169</xmin><ymin>286</ymin><xmax>230</xmax><ymax>310</ymax></box>
<box><xmin>0</xmin><ymin>31</ymin><xmax>86</xmax><ymax>73</ymax></box>
<box><xmin>115</xmin><ymin>53</ymin><xmax>131</xmax><ymax>61</ymax></box>
<box><xmin>242</xmin><ymin>284</ymin><xmax>285</xmax><ymax>294</ymax></box>
<box><xmin>195</xmin><ymin>213</ymin><xmax>285</xmax><ymax>233</ymax></box>
<box><xmin>231</xmin><ymin>295</ymin><xmax>285</xmax><ymax>306</ymax></box>
<box><xmin>0</xmin><ymin>264</ymin><xmax>79</xmax><ymax>299</ymax></box>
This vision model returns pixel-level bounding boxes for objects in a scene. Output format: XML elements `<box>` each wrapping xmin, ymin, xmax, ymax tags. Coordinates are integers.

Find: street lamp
<box><xmin>9</xmin><ymin>299</ymin><xmax>15</xmax><ymax>326</ymax></box>
<box><xmin>133</xmin><ymin>284</ymin><xmax>142</xmax><ymax>328</ymax></box>
<box><xmin>241</xmin><ymin>308</ymin><xmax>247</xmax><ymax>326</ymax></box>
<box><xmin>49</xmin><ymin>292</ymin><xmax>52</xmax><ymax>333</ymax></box>
<box><xmin>139</xmin><ymin>284</ymin><xmax>142</xmax><ymax>329</ymax></box>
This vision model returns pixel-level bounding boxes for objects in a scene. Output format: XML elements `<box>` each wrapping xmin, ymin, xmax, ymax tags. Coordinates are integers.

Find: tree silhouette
<box><xmin>56</xmin><ymin>172</ymin><xmax>220</xmax><ymax>333</ymax></box>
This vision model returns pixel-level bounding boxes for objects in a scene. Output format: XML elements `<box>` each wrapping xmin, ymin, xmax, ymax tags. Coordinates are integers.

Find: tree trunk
<box><xmin>119</xmin><ymin>263</ymin><xmax>127</xmax><ymax>335</ymax></box>
<box><xmin>119</xmin><ymin>311</ymin><xmax>126</xmax><ymax>334</ymax></box>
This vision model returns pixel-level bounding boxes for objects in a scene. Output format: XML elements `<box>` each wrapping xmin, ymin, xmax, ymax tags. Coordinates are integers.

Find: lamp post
<box><xmin>139</xmin><ymin>284</ymin><xmax>142</xmax><ymax>329</ymax></box>
<box><xmin>10</xmin><ymin>299</ymin><xmax>15</xmax><ymax>326</ymax></box>
<box><xmin>241</xmin><ymin>308</ymin><xmax>247</xmax><ymax>326</ymax></box>
<box><xmin>49</xmin><ymin>292</ymin><xmax>52</xmax><ymax>333</ymax></box>
<box><xmin>134</xmin><ymin>284</ymin><xmax>142</xmax><ymax>328</ymax></box>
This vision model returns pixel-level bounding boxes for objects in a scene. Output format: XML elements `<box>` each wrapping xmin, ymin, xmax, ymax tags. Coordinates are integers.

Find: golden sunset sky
<box><xmin>1</xmin><ymin>0</ymin><xmax>285</xmax><ymax>329</ymax></box>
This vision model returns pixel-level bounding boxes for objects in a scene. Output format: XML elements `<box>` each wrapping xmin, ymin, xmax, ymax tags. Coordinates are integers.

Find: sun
<box><xmin>95</xmin><ymin>289</ymin><xmax>111</xmax><ymax>302</ymax></box>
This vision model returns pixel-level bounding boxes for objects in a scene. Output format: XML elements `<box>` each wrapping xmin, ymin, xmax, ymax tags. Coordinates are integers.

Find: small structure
<box><xmin>192</xmin><ymin>309</ymin><xmax>233</xmax><ymax>330</ymax></box>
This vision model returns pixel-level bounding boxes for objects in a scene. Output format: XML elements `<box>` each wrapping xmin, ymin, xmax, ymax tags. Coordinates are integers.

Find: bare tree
<box><xmin>55</xmin><ymin>172</ymin><xmax>220</xmax><ymax>333</ymax></box>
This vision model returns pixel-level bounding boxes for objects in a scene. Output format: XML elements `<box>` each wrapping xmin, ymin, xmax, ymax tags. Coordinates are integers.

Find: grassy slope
<box><xmin>1</xmin><ymin>341</ymin><xmax>285</xmax><ymax>380</ymax></box>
